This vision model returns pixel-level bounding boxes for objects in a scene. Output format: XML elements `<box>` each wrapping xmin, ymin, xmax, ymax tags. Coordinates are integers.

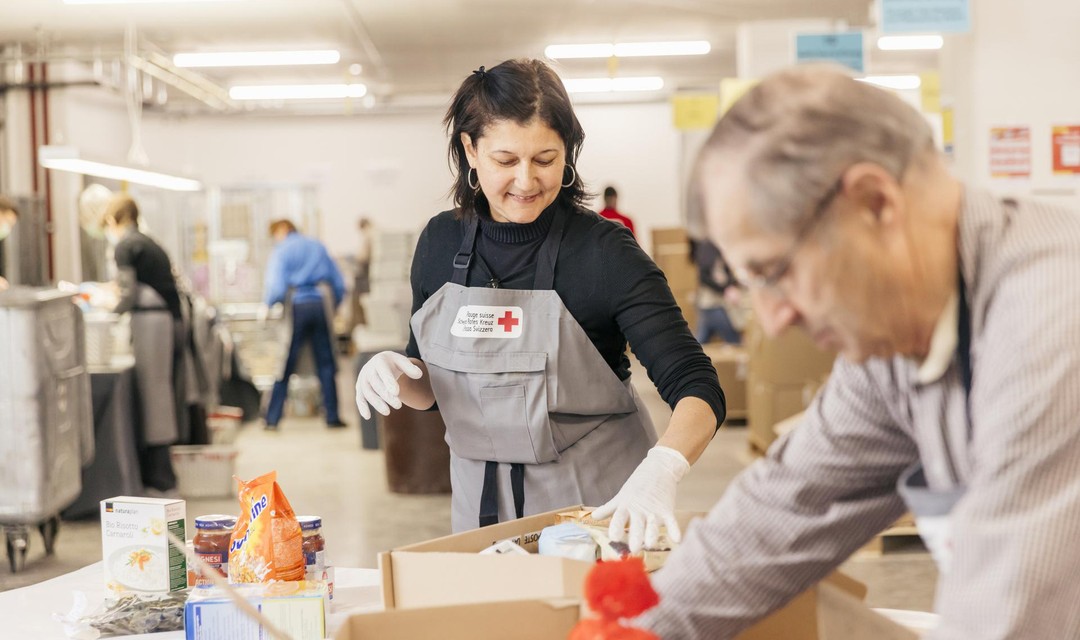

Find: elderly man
<box><xmin>638</xmin><ymin>64</ymin><xmax>1080</xmax><ymax>639</ymax></box>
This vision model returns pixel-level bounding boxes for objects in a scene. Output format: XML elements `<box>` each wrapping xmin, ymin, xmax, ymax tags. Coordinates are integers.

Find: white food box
<box><xmin>100</xmin><ymin>496</ymin><xmax>187</xmax><ymax>596</ymax></box>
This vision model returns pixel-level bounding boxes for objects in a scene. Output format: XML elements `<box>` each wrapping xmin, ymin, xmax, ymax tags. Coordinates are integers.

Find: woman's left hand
<box><xmin>591</xmin><ymin>446</ymin><xmax>690</xmax><ymax>554</ymax></box>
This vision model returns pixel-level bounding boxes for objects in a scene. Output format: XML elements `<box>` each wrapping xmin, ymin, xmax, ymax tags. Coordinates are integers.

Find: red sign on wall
<box><xmin>1052</xmin><ymin>125</ymin><xmax>1080</xmax><ymax>175</ymax></box>
<box><xmin>989</xmin><ymin>126</ymin><xmax>1031</xmax><ymax>178</ymax></box>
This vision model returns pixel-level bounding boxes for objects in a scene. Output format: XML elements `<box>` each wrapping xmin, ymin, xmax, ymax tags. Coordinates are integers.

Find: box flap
<box><xmin>394</xmin><ymin>506</ymin><xmax>581</xmax><ymax>553</ymax></box>
<box><xmin>817</xmin><ymin>582</ymin><xmax>918</xmax><ymax>640</ymax></box>
<box><xmin>334</xmin><ymin>599</ymin><xmax>580</xmax><ymax>640</ymax></box>
<box><xmin>389</xmin><ymin>552</ymin><xmax>591</xmax><ymax>610</ymax></box>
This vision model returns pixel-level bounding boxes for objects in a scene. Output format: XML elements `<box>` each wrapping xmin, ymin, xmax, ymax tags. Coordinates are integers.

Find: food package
<box><xmin>228</xmin><ymin>471</ymin><xmax>305</xmax><ymax>583</ymax></box>
<box><xmin>538</xmin><ymin>523</ymin><xmax>599</xmax><ymax>562</ymax></box>
<box><xmin>556</xmin><ymin>510</ymin><xmax>674</xmax><ymax>573</ymax></box>
<box><xmin>184</xmin><ymin>580</ymin><xmax>327</xmax><ymax>640</ymax></box>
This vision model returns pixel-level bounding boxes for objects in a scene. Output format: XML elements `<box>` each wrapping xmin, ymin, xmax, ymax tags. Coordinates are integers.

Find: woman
<box><xmin>355</xmin><ymin>59</ymin><xmax>725</xmax><ymax>552</ymax></box>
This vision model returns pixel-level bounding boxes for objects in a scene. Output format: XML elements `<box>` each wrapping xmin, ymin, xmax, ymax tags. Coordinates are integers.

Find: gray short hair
<box><xmin>697</xmin><ymin>63</ymin><xmax>935</xmax><ymax>235</ymax></box>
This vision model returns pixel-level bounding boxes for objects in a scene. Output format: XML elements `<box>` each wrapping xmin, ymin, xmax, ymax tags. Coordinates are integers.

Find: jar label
<box><xmin>303</xmin><ymin>549</ymin><xmax>325</xmax><ymax>572</ymax></box>
<box><xmin>195</xmin><ymin>551</ymin><xmax>228</xmax><ymax>586</ymax></box>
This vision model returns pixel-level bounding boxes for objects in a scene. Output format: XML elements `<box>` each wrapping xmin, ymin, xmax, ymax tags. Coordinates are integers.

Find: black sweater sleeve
<box><xmin>598</xmin><ymin>224</ymin><xmax>727</xmax><ymax>427</ymax></box>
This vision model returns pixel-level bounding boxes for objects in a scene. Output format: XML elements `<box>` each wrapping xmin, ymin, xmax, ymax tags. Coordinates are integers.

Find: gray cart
<box><xmin>0</xmin><ymin>288</ymin><xmax>93</xmax><ymax>572</ymax></box>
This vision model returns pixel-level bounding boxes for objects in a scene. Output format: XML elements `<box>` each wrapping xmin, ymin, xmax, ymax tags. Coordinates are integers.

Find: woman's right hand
<box><xmin>354</xmin><ymin>351</ymin><xmax>424</xmax><ymax>419</ymax></box>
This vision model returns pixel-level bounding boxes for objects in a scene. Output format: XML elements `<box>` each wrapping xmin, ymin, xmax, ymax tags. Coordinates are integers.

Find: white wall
<box><xmin>141</xmin><ymin>101</ymin><xmax>685</xmax><ymax>257</ymax></box>
<box><xmin>943</xmin><ymin>0</ymin><xmax>1080</xmax><ymax>208</ymax></box>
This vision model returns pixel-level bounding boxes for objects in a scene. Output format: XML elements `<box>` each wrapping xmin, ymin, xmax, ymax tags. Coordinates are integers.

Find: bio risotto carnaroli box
<box><xmin>101</xmin><ymin>496</ymin><xmax>187</xmax><ymax>595</ymax></box>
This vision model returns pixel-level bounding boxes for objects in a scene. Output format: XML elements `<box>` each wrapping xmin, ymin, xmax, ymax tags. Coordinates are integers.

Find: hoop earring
<box><xmin>467</xmin><ymin>167</ymin><xmax>480</xmax><ymax>191</ymax></box>
<box><xmin>562</xmin><ymin>164</ymin><xmax>576</xmax><ymax>188</ymax></box>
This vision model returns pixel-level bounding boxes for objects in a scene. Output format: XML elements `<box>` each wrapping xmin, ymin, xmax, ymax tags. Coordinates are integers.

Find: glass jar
<box><xmin>192</xmin><ymin>515</ymin><xmax>237</xmax><ymax>586</ymax></box>
<box><xmin>297</xmin><ymin>516</ymin><xmax>325</xmax><ymax>575</ymax></box>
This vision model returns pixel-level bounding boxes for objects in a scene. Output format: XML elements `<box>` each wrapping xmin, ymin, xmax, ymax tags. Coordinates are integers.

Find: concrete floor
<box><xmin>0</xmin><ymin>359</ymin><xmax>938</xmax><ymax>613</ymax></box>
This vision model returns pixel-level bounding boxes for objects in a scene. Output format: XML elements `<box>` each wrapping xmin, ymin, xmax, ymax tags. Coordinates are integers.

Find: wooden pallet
<box><xmin>858</xmin><ymin>515</ymin><xmax>921</xmax><ymax>556</ymax></box>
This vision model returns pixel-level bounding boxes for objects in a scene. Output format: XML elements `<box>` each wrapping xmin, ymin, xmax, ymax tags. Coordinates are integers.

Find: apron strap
<box><xmin>452</xmin><ymin>215</ymin><xmax>481</xmax><ymax>287</ymax></box>
<box><xmin>957</xmin><ymin>268</ymin><xmax>973</xmax><ymax>435</ymax></box>
<box><xmin>479</xmin><ymin>461</ymin><xmax>499</xmax><ymax>528</ymax></box>
<box><xmin>532</xmin><ymin>209</ymin><xmax>568</xmax><ymax>291</ymax></box>
<box><xmin>478</xmin><ymin>461</ymin><xmax>527</xmax><ymax>528</ymax></box>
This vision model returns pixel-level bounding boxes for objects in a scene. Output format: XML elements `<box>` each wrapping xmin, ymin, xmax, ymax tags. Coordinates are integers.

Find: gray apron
<box><xmin>278</xmin><ymin>281</ymin><xmax>338</xmax><ymax>380</ymax></box>
<box><xmin>411</xmin><ymin>209</ymin><xmax>657</xmax><ymax>532</ymax></box>
<box><xmin>896</xmin><ymin>269</ymin><xmax>973</xmax><ymax>574</ymax></box>
<box><xmin>130</xmin><ymin>285</ymin><xmax>179</xmax><ymax>446</ymax></box>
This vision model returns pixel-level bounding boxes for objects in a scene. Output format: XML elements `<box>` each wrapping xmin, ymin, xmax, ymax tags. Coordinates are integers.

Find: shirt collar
<box><xmin>916</xmin><ymin>291</ymin><xmax>959</xmax><ymax>385</ymax></box>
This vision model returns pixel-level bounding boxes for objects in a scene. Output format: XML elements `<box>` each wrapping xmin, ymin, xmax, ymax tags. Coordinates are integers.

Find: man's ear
<box><xmin>841</xmin><ymin>162</ymin><xmax>905</xmax><ymax>229</ymax></box>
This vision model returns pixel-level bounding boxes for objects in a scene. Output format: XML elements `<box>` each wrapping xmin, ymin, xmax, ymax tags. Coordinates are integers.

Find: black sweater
<box><xmin>406</xmin><ymin>203</ymin><xmax>726</xmax><ymax>426</ymax></box>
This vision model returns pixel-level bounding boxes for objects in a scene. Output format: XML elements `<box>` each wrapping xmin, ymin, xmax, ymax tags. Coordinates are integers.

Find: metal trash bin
<box><xmin>0</xmin><ymin>288</ymin><xmax>93</xmax><ymax>572</ymax></box>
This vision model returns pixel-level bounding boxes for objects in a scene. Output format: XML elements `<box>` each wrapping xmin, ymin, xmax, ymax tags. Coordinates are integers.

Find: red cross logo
<box><xmin>497</xmin><ymin>310</ymin><xmax>519</xmax><ymax>333</ymax></box>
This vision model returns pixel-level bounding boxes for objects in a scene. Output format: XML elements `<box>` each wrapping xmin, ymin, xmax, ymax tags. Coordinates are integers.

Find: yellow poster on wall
<box><xmin>920</xmin><ymin>71</ymin><xmax>941</xmax><ymax>113</ymax></box>
<box><xmin>672</xmin><ymin>94</ymin><xmax>720</xmax><ymax>130</ymax></box>
<box><xmin>719</xmin><ymin>78</ymin><xmax>759</xmax><ymax>115</ymax></box>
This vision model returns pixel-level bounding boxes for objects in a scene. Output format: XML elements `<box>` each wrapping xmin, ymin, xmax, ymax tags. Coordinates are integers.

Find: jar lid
<box><xmin>297</xmin><ymin>516</ymin><xmax>322</xmax><ymax>531</ymax></box>
<box><xmin>195</xmin><ymin>515</ymin><xmax>238</xmax><ymax>530</ymax></box>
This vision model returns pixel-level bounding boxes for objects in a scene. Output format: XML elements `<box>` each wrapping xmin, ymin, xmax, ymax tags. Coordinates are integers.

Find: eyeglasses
<box><xmin>731</xmin><ymin>177</ymin><xmax>844</xmax><ymax>294</ymax></box>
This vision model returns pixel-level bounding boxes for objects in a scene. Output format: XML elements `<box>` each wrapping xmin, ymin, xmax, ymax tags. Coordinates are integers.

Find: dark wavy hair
<box><xmin>444</xmin><ymin>58</ymin><xmax>589</xmax><ymax>218</ymax></box>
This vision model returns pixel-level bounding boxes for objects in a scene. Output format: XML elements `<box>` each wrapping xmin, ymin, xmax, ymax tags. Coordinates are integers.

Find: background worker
<box><xmin>263</xmin><ymin>219</ymin><xmax>347</xmax><ymax>430</ymax></box>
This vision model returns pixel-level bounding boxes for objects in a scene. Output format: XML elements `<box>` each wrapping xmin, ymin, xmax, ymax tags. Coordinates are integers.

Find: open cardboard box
<box><xmin>334</xmin><ymin>599</ymin><xmax>581</xmax><ymax>640</ymax></box>
<box><xmin>338</xmin><ymin>571</ymin><xmax>919</xmax><ymax>639</ymax></box>
<box><xmin>378</xmin><ymin>505</ymin><xmax>701</xmax><ymax>610</ymax></box>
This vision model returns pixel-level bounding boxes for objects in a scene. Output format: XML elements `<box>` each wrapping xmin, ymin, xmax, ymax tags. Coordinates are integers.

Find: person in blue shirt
<box><xmin>264</xmin><ymin>219</ymin><xmax>347</xmax><ymax>430</ymax></box>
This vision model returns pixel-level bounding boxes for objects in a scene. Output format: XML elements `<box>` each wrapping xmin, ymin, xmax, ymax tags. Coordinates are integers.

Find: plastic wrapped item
<box><xmin>538</xmin><ymin>523</ymin><xmax>599</xmax><ymax>562</ymax></box>
<box><xmin>229</xmin><ymin>471</ymin><xmax>305</xmax><ymax>583</ymax></box>
<box><xmin>56</xmin><ymin>591</ymin><xmax>187</xmax><ymax>639</ymax></box>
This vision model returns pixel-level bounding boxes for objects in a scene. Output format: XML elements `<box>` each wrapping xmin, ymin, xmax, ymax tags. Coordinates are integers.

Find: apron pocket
<box><xmin>424</xmin><ymin>346</ymin><xmax>557</xmax><ymax>464</ymax></box>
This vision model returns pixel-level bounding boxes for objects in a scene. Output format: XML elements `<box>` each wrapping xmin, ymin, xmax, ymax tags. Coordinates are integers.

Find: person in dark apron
<box><xmin>355</xmin><ymin>59</ymin><xmax>726</xmax><ymax>551</ymax></box>
<box><xmin>263</xmin><ymin>219</ymin><xmax>346</xmax><ymax>430</ymax></box>
<box><xmin>104</xmin><ymin>194</ymin><xmax>184</xmax><ymax>494</ymax></box>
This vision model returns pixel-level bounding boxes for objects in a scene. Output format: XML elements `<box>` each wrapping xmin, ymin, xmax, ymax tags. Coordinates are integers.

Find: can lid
<box><xmin>195</xmin><ymin>514</ymin><xmax>238</xmax><ymax>530</ymax></box>
<box><xmin>297</xmin><ymin>516</ymin><xmax>322</xmax><ymax>531</ymax></box>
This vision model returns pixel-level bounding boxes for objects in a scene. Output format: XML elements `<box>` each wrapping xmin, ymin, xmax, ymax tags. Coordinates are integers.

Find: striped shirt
<box><xmin>638</xmin><ymin>189</ymin><xmax>1080</xmax><ymax>639</ymax></box>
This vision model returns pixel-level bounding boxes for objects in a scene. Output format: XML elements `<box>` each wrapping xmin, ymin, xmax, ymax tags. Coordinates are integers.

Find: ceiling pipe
<box><xmin>339</xmin><ymin>0</ymin><xmax>390</xmax><ymax>82</ymax></box>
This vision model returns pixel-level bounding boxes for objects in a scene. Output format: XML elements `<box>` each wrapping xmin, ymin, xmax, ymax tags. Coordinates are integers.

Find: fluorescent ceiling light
<box><xmin>174</xmin><ymin>50</ymin><xmax>341</xmax><ymax>68</ymax></box>
<box><xmin>546</xmin><ymin>40</ymin><xmax>710</xmax><ymax>59</ymax></box>
<box><xmin>229</xmin><ymin>83</ymin><xmax>368</xmax><ymax>100</ymax></box>
<box><xmin>563</xmin><ymin>77</ymin><xmax>664</xmax><ymax>93</ymax></box>
<box><xmin>859</xmin><ymin>75</ymin><xmax>922</xmax><ymax>90</ymax></box>
<box><xmin>877</xmin><ymin>35</ymin><xmax>944</xmax><ymax>51</ymax></box>
<box><xmin>64</xmin><ymin>0</ymin><xmax>243</xmax><ymax>4</ymax></box>
<box><xmin>39</xmin><ymin>146</ymin><xmax>202</xmax><ymax>191</ymax></box>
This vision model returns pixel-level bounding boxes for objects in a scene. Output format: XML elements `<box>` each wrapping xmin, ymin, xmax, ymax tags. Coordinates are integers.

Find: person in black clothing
<box><xmin>690</xmin><ymin>237</ymin><xmax>743</xmax><ymax>345</ymax></box>
<box><xmin>355</xmin><ymin>59</ymin><xmax>724</xmax><ymax>547</ymax></box>
<box><xmin>104</xmin><ymin>194</ymin><xmax>183</xmax><ymax>494</ymax></box>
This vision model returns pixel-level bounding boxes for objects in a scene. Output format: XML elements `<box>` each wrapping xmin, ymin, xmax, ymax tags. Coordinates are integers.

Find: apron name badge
<box><xmin>451</xmin><ymin>305</ymin><xmax>523</xmax><ymax>339</ymax></box>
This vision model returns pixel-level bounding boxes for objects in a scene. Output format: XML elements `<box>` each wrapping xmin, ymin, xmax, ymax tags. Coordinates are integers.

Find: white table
<box><xmin>0</xmin><ymin>563</ymin><xmax>383</xmax><ymax>639</ymax></box>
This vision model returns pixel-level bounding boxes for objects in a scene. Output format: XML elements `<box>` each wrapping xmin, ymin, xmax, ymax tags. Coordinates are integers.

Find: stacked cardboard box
<box><xmin>650</xmin><ymin>227</ymin><xmax>698</xmax><ymax>331</ymax></box>
<box><xmin>745</xmin><ymin>321</ymin><xmax>835</xmax><ymax>454</ymax></box>
<box><xmin>702</xmin><ymin>342</ymin><xmax>749</xmax><ymax>422</ymax></box>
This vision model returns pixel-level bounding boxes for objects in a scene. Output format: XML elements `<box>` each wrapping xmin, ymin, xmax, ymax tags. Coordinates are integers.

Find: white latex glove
<box><xmin>355</xmin><ymin>351</ymin><xmax>423</xmax><ymax>420</ymax></box>
<box><xmin>592</xmin><ymin>446</ymin><xmax>690</xmax><ymax>554</ymax></box>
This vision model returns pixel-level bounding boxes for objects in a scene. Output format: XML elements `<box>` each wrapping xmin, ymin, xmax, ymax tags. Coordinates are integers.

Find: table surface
<box><xmin>0</xmin><ymin>563</ymin><xmax>383</xmax><ymax>639</ymax></box>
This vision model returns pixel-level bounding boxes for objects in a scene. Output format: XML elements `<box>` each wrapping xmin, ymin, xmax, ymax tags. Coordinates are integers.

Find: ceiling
<box><xmin>0</xmin><ymin>0</ymin><xmax>878</xmax><ymax>114</ymax></box>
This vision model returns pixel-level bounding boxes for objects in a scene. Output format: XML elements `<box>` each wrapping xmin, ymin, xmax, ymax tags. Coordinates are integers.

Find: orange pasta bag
<box><xmin>228</xmin><ymin>471</ymin><xmax>305</xmax><ymax>583</ymax></box>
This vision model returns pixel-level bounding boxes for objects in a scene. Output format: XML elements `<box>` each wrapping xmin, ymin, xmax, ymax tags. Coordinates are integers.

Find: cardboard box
<box><xmin>378</xmin><ymin>506</ymin><xmax>700</xmax><ymax>610</ymax></box>
<box><xmin>100</xmin><ymin>496</ymin><xmax>187</xmax><ymax>596</ymax></box>
<box><xmin>338</xmin><ymin>572</ymin><xmax>917</xmax><ymax>640</ymax></box>
<box><xmin>702</xmin><ymin>343</ymin><xmax>749</xmax><ymax>421</ymax></box>
<box><xmin>745</xmin><ymin>322</ymin><xmax>834</xmax><ymax>453</ymax></box>
<box><xmin>333</xmin><ymin>599</ymin><xmax>580</xmax><ymax>640</ymax></box>
<box><xmin>737</xmin><ymin>572</ymin><xmax>918</xmax><ymax>640</ymax></box>
<box><xmin>184</xmin><ymin>581</ymin><xmax>327</xmax><ymax>640</ymax></box>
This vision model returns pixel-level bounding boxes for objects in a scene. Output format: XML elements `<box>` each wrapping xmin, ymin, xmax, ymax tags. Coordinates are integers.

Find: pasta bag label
<box><xmin>228</xmin><ymin>471</ymin><xmax>305</xmax><ymax>583</ymax></box>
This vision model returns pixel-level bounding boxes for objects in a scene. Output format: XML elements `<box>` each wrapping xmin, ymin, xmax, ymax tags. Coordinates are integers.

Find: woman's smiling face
<box><xmin>462</xmin><ymin>117</ymin><xmax>567</xmax><ymax>224</ymax></box>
